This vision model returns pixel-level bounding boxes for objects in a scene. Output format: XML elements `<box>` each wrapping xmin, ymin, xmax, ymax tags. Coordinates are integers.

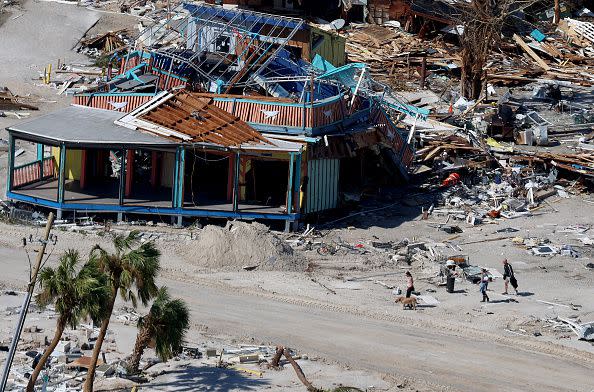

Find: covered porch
<box><xmin>6</xmin><ymin>106</ymin><xmax>303</xmax><ymax>225</ymax></box>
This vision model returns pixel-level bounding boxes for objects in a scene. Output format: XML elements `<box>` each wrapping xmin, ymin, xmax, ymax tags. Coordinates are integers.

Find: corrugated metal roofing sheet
<box><xmin>139</xmin><ymin>92</ymin><xmax>271</xmax><ymax>147</ymax></box>
<box><xmin>7</xmin><ymin>105</ymin><xmax>175</xmax><ymax>147</ymax></box>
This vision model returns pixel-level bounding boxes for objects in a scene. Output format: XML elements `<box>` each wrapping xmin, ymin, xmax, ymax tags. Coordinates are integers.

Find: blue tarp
<box><xmin>258</xmin><ymin>49</ymin><xmax>339</xmax><ymax>100</ymax></box>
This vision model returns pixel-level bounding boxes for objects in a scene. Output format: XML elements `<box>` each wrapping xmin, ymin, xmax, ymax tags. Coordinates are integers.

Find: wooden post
<box><xmin>57</xmin><ymin>144</ymin><xmax>67</xmax><ymax>203</ymax></box>
<box><xmin>118</xmin><ymin>149</ymin><xmax>126</xmax><ymax>205</ymax></box>
<box><xmin>177</xmin><ymin>148</ymin><xmax>185</xmax><ymax>208</ymax></box>
<box><xmin>286</xmin><ymin>153</ymin><xmax>295</xmax><ymax>214</ymax></box>
<box><xmin>36</xmin><ymin>144</ymin><xmax>44</xmax><ymax>177</ymax></box>
<box><xmin>554</xmin><ymin>0</ymin><xmax>560</xmax><ymax>24</ymax></box>
<box><xmin>6</xmin><ymin>134</ymin><xmax>15</xmax><ymax>193</ymax></box>
<box><xmin>226</xmin><ymin>152</ymin><xmax>235</xmax><ymax>202</ymax></box>
<box><xmin>232</xmin><ymin>152</ymin><xmax>240</xmax><ymax>212</ymax></box>
<box><xmin>172</xmin><ymin>148</ymin><xmax>179</xmax><ymax>208</ymax></box>
<box><xmin>125</xmin><ymin>149</ymin><xmax>134</xmax><ymax>197</ymax></box>
<box><xmin>293</xmin><ymin>152</ymin><xmax>302</xmax><ymax>213</ymax></box>
<box><xmin>420</xmin><ymin>57</ymin><xmax>427</xmax><ymax>89</ymax></box>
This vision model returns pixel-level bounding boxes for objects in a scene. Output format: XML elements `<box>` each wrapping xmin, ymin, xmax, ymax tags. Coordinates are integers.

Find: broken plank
<box><xmin>513</xmin><ymin>34</ymin><xmax>551</xmax><ymax>71</ymax></box>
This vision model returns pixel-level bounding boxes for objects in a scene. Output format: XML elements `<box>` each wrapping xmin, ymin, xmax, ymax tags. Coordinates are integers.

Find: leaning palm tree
<box><xmin>26</xmin><ymin>250</ymin><xmax>110</xmax><ymax>392</ymax></box>
<box><xmin>83</xmin><ymin>231</ymin><xmax>160</xmax><ymax>392</ymax></box>
<box><xmin>127</xmin><ymin>287</ymin><xmax>190</xmax><ymax>374</ymax></box>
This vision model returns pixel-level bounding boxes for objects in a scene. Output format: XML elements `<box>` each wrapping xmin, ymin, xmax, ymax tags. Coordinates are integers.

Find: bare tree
<box><xmin>457</xmin><ymin>0</ymin><xmax>515</xmax><ymax>99</ymax></box>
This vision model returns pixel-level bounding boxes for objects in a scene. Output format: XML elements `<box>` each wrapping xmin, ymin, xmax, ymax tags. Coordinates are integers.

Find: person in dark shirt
<box><xmin>405</xmin><ymin>271</ymin><xmax>414</xmax><ymax>298</ymax></box>
<box><xmin>502</xmin><ymin>259</ymin><xmax>519</xmax><ymax>295</ymax></box>
<box><xmin>479</xmin><ymin>269</ymin><xmax>490</xmax><ymax>303</ymax></box>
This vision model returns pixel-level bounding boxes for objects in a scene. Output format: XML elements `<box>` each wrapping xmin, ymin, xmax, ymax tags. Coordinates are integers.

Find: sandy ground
<box><xmin>0</xmin><ymin>196</ymin><xmax>592</xmax><ymax>391</ymax></box>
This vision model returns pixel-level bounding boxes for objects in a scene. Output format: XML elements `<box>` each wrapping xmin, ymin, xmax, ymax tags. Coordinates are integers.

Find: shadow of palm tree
<box><xmin>144</xmin><ymin>364</ymin><xmax>270</xmax><ymax>392</ymax></box>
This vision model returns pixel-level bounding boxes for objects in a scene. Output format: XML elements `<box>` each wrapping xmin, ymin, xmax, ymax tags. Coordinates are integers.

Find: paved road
<box><xmin>167</xmin><ymin>279</ymin><xmax>594</xmax><ymax>392</ymax></box>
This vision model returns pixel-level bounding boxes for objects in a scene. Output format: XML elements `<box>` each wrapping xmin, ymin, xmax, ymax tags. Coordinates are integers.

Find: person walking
<box><xmin>502</xmin><ymin>259</ymin><xmax>519</xmax><ymax>295</ymax></box>
<box><xmin>405</xmin><ymin>271</ymin><xmax>415</xmax><ymax>298</ymax></box>
<box><xmin>479</xmin><ymin>269</ymin><xmax>490</xmax><ymax>302</ymax></box>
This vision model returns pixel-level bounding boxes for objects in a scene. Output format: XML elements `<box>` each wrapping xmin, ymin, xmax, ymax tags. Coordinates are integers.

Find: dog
<box><xmin>395</xmin><ymin>296</ymin><xmax>417</xmax><ymax>310</ymax></box>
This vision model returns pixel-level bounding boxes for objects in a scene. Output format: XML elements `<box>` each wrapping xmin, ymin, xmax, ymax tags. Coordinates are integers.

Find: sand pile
<box><xmin>181</xmin><ymin>221</ymin><xmax>305</xmax><ymax>271</ymax></box>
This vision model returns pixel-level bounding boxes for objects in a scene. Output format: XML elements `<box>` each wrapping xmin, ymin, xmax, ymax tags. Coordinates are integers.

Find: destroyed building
<box><xmin>4</xmin><ymin>3</ymin><xmax>423</xmax><ymax>229</ymax></box>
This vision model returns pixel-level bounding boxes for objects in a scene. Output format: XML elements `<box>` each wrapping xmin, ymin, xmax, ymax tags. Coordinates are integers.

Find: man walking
<box><xmin>502</xmin><ymin>259</ymin><xmax>519</xmax><ymax>295</ymax></box>
<box><xmin>479</xmin><ymin>268</ymin><xmax>490</xmax><ymax>302</ymax></box>
<box><xmin>405</xmin><ymin>271</ymin><xmax>415</xmax><ymax>298</ymax></box>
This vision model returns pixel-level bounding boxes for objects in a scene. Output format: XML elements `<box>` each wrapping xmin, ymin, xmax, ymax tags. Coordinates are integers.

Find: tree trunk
<box><xmin>269</xmin><ymin>345</ymin><xmax>284</xmax><ymax>368</ymax></box>
<box><xmin>26</xmin><ymin>318</ymin><xmax>66</xmax><ymax>392</ymax></box>
<box><xmin>83</xmin><ymin>277</ymin><xmax>119</xmax><ymax>392</ymax></box>
<box><xmin>126</xmin><ymin>326</ymin><xmax>151</xmax><ymax>374</ymax></box>
<box><xmin>282</xmin><ymin>349</ymin><xmax>319</xmax><ymax>392</ymax></box>
<box><xmin>554</xmin><ymin>0</ymin><xmax>560</xmax><ymax>24</ymax></box>
<box><xmin>471</xmin><ymin>73</ymin><xmax>483</xmax><ymax>101</ymax></box>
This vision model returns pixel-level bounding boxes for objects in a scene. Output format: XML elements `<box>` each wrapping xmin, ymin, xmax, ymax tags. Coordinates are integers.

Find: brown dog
<box><xmin>395</xmin><ymin>296</ymin><xmax>417</xmax><ymax>310</ymax></box>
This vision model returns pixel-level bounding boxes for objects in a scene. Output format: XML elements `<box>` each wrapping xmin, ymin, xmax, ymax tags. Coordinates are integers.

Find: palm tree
<box><xmin>26</xmin><ymin>250</ymin><xmax>110</xmax><ymax>392</ymax></box>
<box><xmin>83</xmin><ymin>231</ymin><xmax>160</xmax><ymax>392</ymax></box>
<box><xmin>127</xmin><ymin>287</ymin><xmax>190</xmax><ymax>374</ymax></box>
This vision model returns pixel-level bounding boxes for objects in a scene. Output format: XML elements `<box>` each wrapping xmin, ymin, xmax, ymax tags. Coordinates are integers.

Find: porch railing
<box><xmin>13</xmin><ymin>157</ymin><xmax>56</xmax><ymax>188</ymax></box>
<box><xmin>210</xmin><ymin>94</ymin><xmax>354</xmax><ymax>132</ymax></box>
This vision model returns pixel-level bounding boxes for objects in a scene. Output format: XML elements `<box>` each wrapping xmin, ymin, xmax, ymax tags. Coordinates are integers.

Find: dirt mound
<box><xmin>182</xmin><ymin>221</ymin><xmax>305</xmax><ymax>271</ymax></box>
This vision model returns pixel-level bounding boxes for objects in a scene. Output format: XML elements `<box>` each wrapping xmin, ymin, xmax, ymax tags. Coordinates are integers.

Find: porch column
<box><xmin>80</xmin><ymin>150</ymin><xmax>87</xmax><ymax>189</ymax></box>
<box><xmin>232</xmin><ymin>152</ymin><xmax>240</xmax><ymax>212</ymax></box>
<box><xmin>36</xmin><ymin>143</ymin><xmax>44</xmax><ymax>177</ymax></box>
<box><xmin>226</xmin><ymin>152</ymin><xmax>235</xmax><ymax>202</ymax></box>
<box><xmin>172</xmin><ymin>148</ymin><xmax>179</xmax><ymax>208</ymax></box>
<box><xmin>286</xmin><ymin>153</ymin><xmax>295</xmax><ymax>214</ymax></box>
<box><xmin>125</xmin><ymin>149</ymin><xmax>134</xmax><ymax>198</ymax></box>
<box><xmin>57</xmin><ymin>143</ymin><xmax>67</xmax><ymax>203</ymax></box>
<box><xmin>293</xmin><ymin>151</ymin><xmax>302</xmax><ymax>213</ymax></box>
<box><xmin>150</xmin><ymin>151</ymin><xmax>159</xmax><ymax>189</ymax></box>
<box><xmin>118</xmin><ymin>149</ymin><xmax>126</xmax><ymax>205</ymax></box>
<box><xmin>6</xmin><ymin>134</ymin><xmax>15</xmax><ymax>194</ymax></box>
<box><xmin>176</xmin><ymin>148</ymin><xmax>185</xmax><ymax>208</ymax></box>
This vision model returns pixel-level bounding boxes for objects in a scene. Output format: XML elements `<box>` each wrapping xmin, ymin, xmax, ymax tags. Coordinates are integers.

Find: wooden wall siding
<box><xmin>305</xmin><ymin>158</ymin><xmax>340</xmax><ymax>214</ymax></box>
<box><xmin>151</xmin><ymin>70</ymin><xmax>188</xmax><ymax>90</ymax></box>
<box><xmin>73</xmin><ymin>94</ymin><xmax>154</xmax><ymax>112</ymax></box>
<box><xmin>402</xmin><ymin>146</ymin><xmax>414</xmax><ymax>167</ymax></box>
<box><xmin>371</xmin><ymin>106</ymin><xmax>405</xmax><ymax>152</ymax></box>
<box><xmin>13</xmin><ymin>157</ymin><xmax>55</xmax><ymax>188</ymax></box>
<box><xmin>119</xmin><ymin>55</ymin><xmax>141</xmax><ymax>74</ymax></box>
<box><xmin>312</xmin><ymin>99</ymin><xmax>344</xmax><ymax>127</ymax></box>
<box><xmin>211</xmin><ymin>96</ymin><xmax>349</xmax><ymax>130</ymax></box>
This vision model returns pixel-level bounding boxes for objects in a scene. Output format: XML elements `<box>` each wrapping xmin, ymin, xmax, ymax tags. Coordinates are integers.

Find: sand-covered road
<box><xmin>164</xmin><ymin>278</ymin><xmax>594</xmax><ymax>392</ymax></box>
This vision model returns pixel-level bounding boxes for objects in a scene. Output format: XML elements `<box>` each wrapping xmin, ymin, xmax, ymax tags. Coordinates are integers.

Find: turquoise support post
<box><xmin>57</xmin><ymin>144</ymin><xmax>67</xmax><ymax>203</ymax></box>
<box><xmin>177</xmin><ymin>148</ymin><xmax>185</xmax><ymax>208</ymax></box>
<box><xmin>37</xmin><ymin>144</ymin><xmax>44</xmax><ymax>177</ymax></box>
<box><xmin>6</xmin><ymin>134</ymin><xmax>15</xmax><ymax>194</ymax></box>
<box><xmin>172</xmin><ymin>148</ymin><xmax>179</xmax><ymax>208</ymax></box>
<box><xmin>232</xmin><ymin>152</ymin><xmax>240</xmax><ymax>212</ymax></box>
<box><xmin>286</xmin><ymin>153</ymin><xmax>295</xmax><ymax>214</ymax></box>
<box><xmin>293</xmin><ymin>151</ymin><xmax>302</xmax><ymax>213</ymax></box>
<box><xmin>118</xmin><ymin>149</ymin><xmax>126</xmax><ymax>205</ymax></box>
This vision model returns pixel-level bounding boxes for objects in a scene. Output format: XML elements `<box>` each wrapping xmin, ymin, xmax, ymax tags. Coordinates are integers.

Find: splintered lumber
<box><xmin>311</xmin><ymin>278</ymin><xmax>336</xmax><ymax>295</ymax></box>
<box><xmin>513</xmin><ymin>34</ymin><xmax>551</xmax><ymax>71</ymax></box>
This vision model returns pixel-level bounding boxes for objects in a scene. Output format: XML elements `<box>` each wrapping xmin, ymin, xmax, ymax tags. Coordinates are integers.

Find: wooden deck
<box><xmin>13</xmin><ymin>179</ymin><xmax>286</xmax><ymax>214</ymax></box>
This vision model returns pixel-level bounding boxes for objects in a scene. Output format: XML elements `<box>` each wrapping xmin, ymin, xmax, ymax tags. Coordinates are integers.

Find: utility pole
<box><xmin>0</xmin><ymin>212</ymin><xmax>55</xmax><ymax>391</ymax></box>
